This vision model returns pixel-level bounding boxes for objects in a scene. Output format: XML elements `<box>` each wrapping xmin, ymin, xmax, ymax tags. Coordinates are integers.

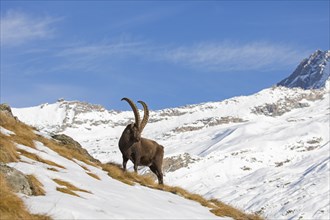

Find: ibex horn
<box><xmin>121</xmin><ymin>97</ymin><xmax>141</xmax><ymax>127</ymax></box>
<box><xmin>138</xmin><ymin>100</ymin><xmax>149</xmax><ymax>132</ymax></box>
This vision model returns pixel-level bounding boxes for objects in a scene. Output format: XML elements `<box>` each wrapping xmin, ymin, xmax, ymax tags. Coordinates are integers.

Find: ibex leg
<box><xmin>122</xmin><ymin>156</ymin><xmax>129</xmax><ymax>171</ymax></box>
<box><xmin>150</xmin><ymin>164</ymin><xmax>163</xmax><ymax>185</ymax></box>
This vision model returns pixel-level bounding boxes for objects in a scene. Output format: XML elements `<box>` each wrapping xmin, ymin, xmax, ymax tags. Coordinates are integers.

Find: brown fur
<box><xmin>119</xmin><ymin>98</ymin><xmax>164</xmax><ymax>184</ymax></box>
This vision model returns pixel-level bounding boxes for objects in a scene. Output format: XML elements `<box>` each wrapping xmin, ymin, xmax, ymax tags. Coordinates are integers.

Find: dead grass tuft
<box><xmin>0</xmin><ymin>173</ymin><xmax>52</xmax><ymax>220</ymax></box>
<box><xmin>209</xmin><ymin>199</ymin><xmax>263</xmax><ymax>220</ymax></box>
<box><xmin>47</xmin><ymin>167</ymin><xmax>59</xmax><ymax>172</ymax></box>
<box><xmin>80</xmin><ymin>164</ymin><xmax>90</xmax><ymax>171</ymax></box>
<box><xmin>86</xmin><ymin>172</ymin><xmax>101</xmax><ymax>180</ymax></box>
<box><xmin>101</xmin><ymin>163</ymin><xmax>134</xmax><ymax>186</ymax></box>
<box><xmin>56</xmin><ymin>187</ymin><xmax>80</xmax><ymax>197</ymax></box>
<box><xmin>17</xmin><ymin>149</ymin><xmax>65</xmax><ymax>169</ymax></box>
<box><xmin>27</xmin><ymin>174</ymin><xmax>46</xmax><ymax>196</ymax></box>
<box><xmin>53</xmin><ymin>178</ymin><xmax>91</xmax><ymax>195</ymax></box>
<box><xmin>123</xmin><ymin>170</ymin><xmax>157</xmax><ymax>187</ymax></box>
<box><xmin>0</xmin><ymin>133</ymin><xmax>19</xmax><ymax>163</ymax></box>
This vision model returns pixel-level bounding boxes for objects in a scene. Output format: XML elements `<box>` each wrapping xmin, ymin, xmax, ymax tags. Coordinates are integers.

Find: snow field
<box><xmin>12</xmin><ymin>81</ymin><xmax>330</xmax><ymax>219</ymax></box>
<box><xmin>5</xmin><ymin>138</ymin><xmax>226</xmax><ymax>219</ymax></box>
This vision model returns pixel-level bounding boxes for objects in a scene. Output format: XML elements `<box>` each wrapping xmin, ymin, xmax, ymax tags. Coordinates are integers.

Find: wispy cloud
<box><xmin>0</xmin><ymin>10</ymin><xmax>60</xmax><ymax>47</ymax></box>
<box><xmin>57</xmin><ymin>38</ymin><xmax>146</xmax><ymax>58</ymax></box>
<box><xmin>161</xmin><ymin>41</ymin><xmax>309</xmax><ymax>72</ymax></box>
<box><xmin>52</xmin><ymin>37</ymin><xmax>148</xmax><ymax>73</ymax></box>
<box><xmin>52</xmin><ymin>39</ymin><xmax>309</xmax><ymax>74</ymax></box>
<box><xmin>5</xmin><ymin>28</ymin><xmax>309</xmax><ymax>76</ymax></box>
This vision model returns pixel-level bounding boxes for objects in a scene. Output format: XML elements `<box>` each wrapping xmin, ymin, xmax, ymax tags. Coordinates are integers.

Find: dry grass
<box><xmin>53</xmin><ymin>178</ymin><xmax>91</xmax><ymax>195</ymax></box>
<box><xmin>80</xmin><ymin>164</ymin><xmax>90</xmax><ymax>171</ymax></box>
<box><xmin>47</xmin><ymin>167</ymin><xmax>59</xmax><ymax>172</ymax></box>
<box><xmin>0</xmin><ymin>174</ymin><xmax>52</xmax><ymax>220</ymax></box>
<box><xmin>1</xmin><ymin>112</ymin><xmax>97</xmax><ymax>167</ymax></box>
<box><xmin>79</xmin><ymin>164</ymin><xmax>101</xmax><ymax>180</ymax></box>
<box><xmin>0</xmin><ymin>112</ymin><xmax>37</xmax><ymax>148</ymax></box>
<box><xmin>0</xmin><ymin>133</ymin><xmax>19</xmax><ymax>163</ymax></box>
<box><xmin>56</xmin><ymin>187</ymin><xmax>80</xmax><ymax>197</ymax></box>
<box><xmin>101</xmin><ymin>163</ymin><xmax>134</xmax><ymax>186</ymax></box>
<box><xmin>209</xmin><ymin>199</ymin><xmax>263</xmax><ymax>220</ymax></box>
<box><xmin>158</xmin><ymin>183</ymin><xmax>262</xmax><ymax>220</ymax></box>
<box><xmin>101</xmin><ymin>162</ymin><xmax>159</xmax><ymax>187</ymax></box>
<box><xmin>86</xmin><ymin>172</ymin><xmax>101</xmax><ymax>180</ymax></box>
<box><xmin>27</xmin><ymin>174</ymin><xmax>46</xmax><ymax>196</ymax></box>
<box><xmin>0</xmin><ymin>112</ymin><xmax>36</xmax><ymax>163</ymax></box>
<box><xmin>37</xmin><ymin>135</ymin><xmax>97</xmax><ymax>167</ymax></box>
<box><xmin>17</xmin><ymin>148</ymin><xmax>65</xmax><ymax>169</ymax></box>
<box><xmin>122</xmin><ymin>170</ymin><xmax>156</xmax><ymax>187</ymax></box>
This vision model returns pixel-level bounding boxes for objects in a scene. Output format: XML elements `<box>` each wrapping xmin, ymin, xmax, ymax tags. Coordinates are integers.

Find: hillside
<box><xmin>12</xmin><ymin>79</ymin><xmax>330</xmax><ymax>219</ymax></box>
<box><xmin>0</xmin><ymin>109</ymin><xmax>260</xmax><ymax>219</ymax></box>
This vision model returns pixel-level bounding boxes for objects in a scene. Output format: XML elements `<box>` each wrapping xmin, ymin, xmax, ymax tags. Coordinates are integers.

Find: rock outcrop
<box><xmin>277</xmin><ymin>50</ymin><xmax>330</xmax><ymax>89</ymax></box>
<box><xmin>51</xmin><ymin>134</ymin><xmax>99</xmax><ymax>163</ymax></box>
<box><xmin>0</xmin><ymin>164</ymin><xmax>33</xmax><ymax>195</ymax></box>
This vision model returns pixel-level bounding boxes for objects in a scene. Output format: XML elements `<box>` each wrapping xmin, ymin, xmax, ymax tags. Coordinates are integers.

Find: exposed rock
<box><xmin>275</xmin><ymin>159</ymin><xmax>291</xmax><ymax>167</ymax></box>
<box><xmin>159</xmin><ymin>109</ymin><xmax>187</xmax><ymax>117</ymax></box>
<box><xmin>251</xmin><ymin>91</ymin><xmax>324</xmax><ymax>117</ymax></box>
<box><xmin>241</xmin><ymin>166</ymin><xmax>252</xmax><ymax>171</ymax></box>
<box><xmin>163</xmin><ymin>153</ymin><xmax>200</xmax><ymax>172</ymax></box>
<box><xmin>0</xmin><ymin>103</ymin><xmax>15</xmax><ymax>118</ymax></box>
<box><xmin>0</xmin><ymin>164</ymin><xmax>32</xmax><ymax>195</ymax></box>
<box><xmin>252</xmin><ymin>102</ymin><xmax>309</xmax><ymax>117</ymax></box>
<box><xmin>171</xmin><ymin>116</ymin><xmax>245</xmax><ymax>134</ymax></box>
<box><xmin>51</xmin><ymin>134</ymin><xmax>99</xmax><ymax>163</ymax></box>
<box><xmin>287</xmin><ymin>137</ymin><xmax>323</xmax><ymax>152</ymax></box>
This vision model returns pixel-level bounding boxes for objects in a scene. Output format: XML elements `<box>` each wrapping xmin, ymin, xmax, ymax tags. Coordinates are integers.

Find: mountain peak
<box><xmin>277</xmin><ymin>49</ymin><xmax>330</xmax><ymax>89</ymax></box>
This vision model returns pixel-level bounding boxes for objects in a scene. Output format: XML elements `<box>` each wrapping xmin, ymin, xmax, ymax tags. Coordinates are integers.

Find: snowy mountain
<box><xmin>11</xmin><ymin>51</ymin><xmax>330</xmax><ymax>219</ymax></box>
<box><xmin>12</xmin><ymin>83</ymin><xmax>330</xmax><ymax>219</ymax></box>
<box><xmin>277</xmin><ymin>49</ymin><xmax>330</xmax><ymax>89</ymax></box>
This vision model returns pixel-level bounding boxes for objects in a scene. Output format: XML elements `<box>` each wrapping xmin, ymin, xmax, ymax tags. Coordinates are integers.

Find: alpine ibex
<box><xmin>119</xmin><ymin>98</ymin><xmax>164</xmax><ymax>184</ymax></box>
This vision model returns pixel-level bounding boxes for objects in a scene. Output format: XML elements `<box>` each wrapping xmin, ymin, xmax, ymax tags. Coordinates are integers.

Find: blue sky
<box><xmin>1</xmin><ymin>1</ymin><xmax>329</xmax><ymax>110</ymax></box>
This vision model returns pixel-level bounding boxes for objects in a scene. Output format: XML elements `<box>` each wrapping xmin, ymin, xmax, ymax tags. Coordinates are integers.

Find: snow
<box><xmin>12</xmin><ymin>103</ymin><xmax>68</xmax><ymax>133</ymax></box>
<box><xmin>12</xmin><ymin>79</ymin><xmax>330</xmax><ymax>219</ymax></box>
<box><xmin>0</xmin><ymin>126</ymin><xmax>15</xmax><ymax>136</ymax></box>
<box><xmin>9</xmin><ymin>141</ymin><xmax>225</xmax><ymax>219</ymax></box>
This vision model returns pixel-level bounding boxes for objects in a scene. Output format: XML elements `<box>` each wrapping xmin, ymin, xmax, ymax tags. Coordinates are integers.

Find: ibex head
<box><xmin>121</xmin><ymin>98</ymin><xmax>149</xmax><ymax>142</ymax></box>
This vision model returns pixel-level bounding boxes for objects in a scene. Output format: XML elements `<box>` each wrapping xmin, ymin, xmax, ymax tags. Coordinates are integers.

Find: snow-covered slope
<box><xmin>12</xmin><ymin>80</ymin><xmax>330</xmax><ymax>219</ymax></box>
<box><xmin>1</xmin><ymin>129</ymin><xmax>225</xmax><ymax>219</ymax></box>
<box><xmin>277</xmin><ymin>49</ymin><xmax>330</xmax><ymax>89</ymax></box>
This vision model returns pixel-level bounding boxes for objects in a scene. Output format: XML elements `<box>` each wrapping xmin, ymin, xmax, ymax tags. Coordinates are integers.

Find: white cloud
<box><xmin>51</xmin><ymin>38</ymin><xmax>149</xmax><ymax>73</ymax></box>
<box><xmin>161</xmin><ymin>41</ymin><xmax>309</xmax><ymax>72</ymax></box>
<box><xmin>54</xmin><ymin>39</ymin><xmax>309</xmax><ymax>74</ymax></box>
<box><xmin>0</xmin><ymin>10</ymin><xmax>59</xmax><ymax>46</ymax></box>
<box><xmin>57</xmin><ymin>39</ymin><xmax>146</xmax><ymax>57</ymax></box>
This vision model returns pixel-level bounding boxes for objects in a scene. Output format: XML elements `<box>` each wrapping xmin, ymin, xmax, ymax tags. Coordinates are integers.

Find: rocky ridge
<box><xmin>277</xmin><ymin>49</ymin><xmax>330</xmax><ymax>89</ymax></box>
